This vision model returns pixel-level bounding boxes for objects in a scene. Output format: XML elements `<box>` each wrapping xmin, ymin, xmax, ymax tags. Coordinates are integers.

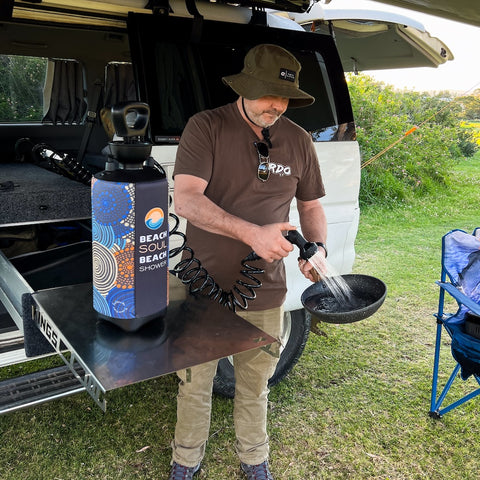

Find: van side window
<box><xmin>0</xmin><ymin>55</ymin><xmax>87</xmax><ymax>125</ymax></box>
<box><xmin>0</xmin><ymin>54</ymin><xmax>47</xmax><ymax>123</ymax></box>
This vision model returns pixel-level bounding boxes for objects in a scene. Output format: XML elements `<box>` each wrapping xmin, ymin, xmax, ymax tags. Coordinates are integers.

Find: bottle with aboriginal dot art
<box><xmin>91</xmin><ymin>103</ymin><xmax>168</xmax><ymax>332</ymax></box>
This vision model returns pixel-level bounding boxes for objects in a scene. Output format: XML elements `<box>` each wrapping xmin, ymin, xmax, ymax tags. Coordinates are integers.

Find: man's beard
<box><xmin>252</xmin><ymin>109</ymin><xmax>282</xmax><ymax>128</ymax></box>
<box><xmin>241</xmin><ymin>98</ymin><xmax>284</xmax><ymax>128</ymax></box>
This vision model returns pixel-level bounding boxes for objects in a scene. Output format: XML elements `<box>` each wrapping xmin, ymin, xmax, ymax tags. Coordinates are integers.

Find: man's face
<box><xmin>243</xmin><ymin>96</ymin><xmax>289</xmax><ymax>128</ymax></box>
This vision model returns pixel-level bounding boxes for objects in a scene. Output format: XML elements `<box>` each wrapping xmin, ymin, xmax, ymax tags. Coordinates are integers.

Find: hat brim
<box><xmin>222</xmin><ymin>72</ymin><xmax>315</xmax><ymax>109</ymax></box>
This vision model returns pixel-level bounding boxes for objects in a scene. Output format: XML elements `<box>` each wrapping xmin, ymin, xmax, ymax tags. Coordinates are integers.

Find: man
<box><xmin>169</xmin><ymin>44</ymin><xmax>328</xmax><ymax>480</ymax></box>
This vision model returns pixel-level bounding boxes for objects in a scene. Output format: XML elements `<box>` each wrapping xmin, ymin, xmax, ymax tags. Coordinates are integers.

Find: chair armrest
<box><xmin>437</xmin><ymin>281</ymin><xmax>480</xmax><ymax>317</ymax></box>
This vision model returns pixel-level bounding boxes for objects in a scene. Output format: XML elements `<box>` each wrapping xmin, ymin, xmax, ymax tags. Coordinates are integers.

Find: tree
<box><xmin>457</xmin><ymin>90</ymin><xmax>480</xmax><ymax>120</ymax></box>
<box><xmin>347</xmin><ymin>74</ymin><xmax>476</xmax><ymax>207</ymax></box>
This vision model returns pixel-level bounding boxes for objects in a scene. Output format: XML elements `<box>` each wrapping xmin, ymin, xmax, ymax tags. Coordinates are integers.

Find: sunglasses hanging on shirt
<box><xmin>242</xmin><ymin>99</ymin><xmax>273</xmax><ymax>182</ymax></box>
<box><xmin>254</xmin><ymin>141</ymin><xmax>270</xmax><ymax>182</ymax></box>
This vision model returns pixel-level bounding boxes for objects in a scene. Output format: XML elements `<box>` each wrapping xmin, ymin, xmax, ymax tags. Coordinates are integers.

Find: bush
<box><xmin>347</xmin><ymin>74</ymin><xmax>475</xmax><ymax>208</ymax></box>
<box><xmin>459</xmin><ymin>121</ymin><xmax>480</xmax><ymax>156</ymax></box>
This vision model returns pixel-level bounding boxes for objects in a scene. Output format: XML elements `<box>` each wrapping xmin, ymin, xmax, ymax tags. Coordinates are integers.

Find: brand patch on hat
<box><xmin>279</xmin><ymin>68</ymin><xmax>296</xmax><ymax>83</ymax></box>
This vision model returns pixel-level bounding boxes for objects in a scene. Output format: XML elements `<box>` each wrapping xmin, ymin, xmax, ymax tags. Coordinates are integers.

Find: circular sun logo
<box><xmin>145</xmin><ymin>207</ymin><xmax>164</xmax><ymax>230</ymax></box>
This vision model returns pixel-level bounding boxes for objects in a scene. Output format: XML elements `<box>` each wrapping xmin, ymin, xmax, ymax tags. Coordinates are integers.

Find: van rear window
<box><xmin>128</xmin><ymin>14</ymin><xmax>354</xmax><ymax>144</ymax></box>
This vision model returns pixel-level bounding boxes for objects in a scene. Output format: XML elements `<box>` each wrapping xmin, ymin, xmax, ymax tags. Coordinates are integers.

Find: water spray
<box><xmin>285</xmin><ymin>230</ymin><xmax>387</xmax><ymax>325</ymax></box>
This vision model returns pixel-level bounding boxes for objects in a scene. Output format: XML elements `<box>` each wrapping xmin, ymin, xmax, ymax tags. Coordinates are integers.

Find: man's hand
<box><xmin>247</xmin><ymin>223</ymin><xmax>296</xmax><ymax>263</ymax></box>
<box><xmin>298</xmin><ymin>248</ymin><xmax>327</xmax><ymax>282</ymax></box>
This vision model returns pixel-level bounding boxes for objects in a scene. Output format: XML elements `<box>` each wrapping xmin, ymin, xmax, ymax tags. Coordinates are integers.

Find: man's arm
<box><xmin>173</xmin><ymin>173</ymin><xmax>295</xmax><ymax>262</ymax></box>
<box><xmin>296</xmin><ymin>198</ymin><xmax>328</xmax><ymax>281</ymax></box>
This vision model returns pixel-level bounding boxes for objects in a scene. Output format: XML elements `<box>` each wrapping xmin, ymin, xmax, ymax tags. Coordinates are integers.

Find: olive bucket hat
<box><xmin>222</xmin><ymin>44</ymin><xmax>315</xmax><ymax>108</ymax></box>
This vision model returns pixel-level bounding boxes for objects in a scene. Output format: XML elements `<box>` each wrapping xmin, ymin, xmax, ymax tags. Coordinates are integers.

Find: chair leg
<box><xmin>430</xmin><ymin>321</ymin><xmax>480</xmax><ymax>417</ymax></box>
<box><xmin>437</xmin><ymin>385</ymin><xmax>480</xmax><ymax>417</ymax></box>
<box><xmin>430</xmin><ymin>363</ymin><xmax>461</xmax><ymax>418</ymax></box>
<box><xmin>430</xmin><ymin>321</ymin><xmax>443</xmax><ymax>415</ymax></box>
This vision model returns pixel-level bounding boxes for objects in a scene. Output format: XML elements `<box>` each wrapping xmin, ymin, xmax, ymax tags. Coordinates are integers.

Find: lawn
<box><xmin>1</xmin><ymin>154</ymin><xmax>480</xmax><ymax>479</ymax></box>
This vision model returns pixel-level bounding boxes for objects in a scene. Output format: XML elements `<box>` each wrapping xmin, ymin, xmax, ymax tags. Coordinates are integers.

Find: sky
<box><xmin>326</xmin><ymin>0</ymin><xmax>480</xmax><ymax>93</ymax></box>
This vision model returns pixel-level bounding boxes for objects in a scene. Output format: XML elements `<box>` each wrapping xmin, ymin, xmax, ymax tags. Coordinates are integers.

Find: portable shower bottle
<box><xmin>91</xmin><ymin>102</ymin><xmax>169</xmax><ymax>332</ymax></box>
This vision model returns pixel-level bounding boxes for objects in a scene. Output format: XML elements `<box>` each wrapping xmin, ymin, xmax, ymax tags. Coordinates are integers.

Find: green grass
<box><xmin>2</xmin><ymin>153</ymin><xmax>480</xmax><ymax>479</ymax></box>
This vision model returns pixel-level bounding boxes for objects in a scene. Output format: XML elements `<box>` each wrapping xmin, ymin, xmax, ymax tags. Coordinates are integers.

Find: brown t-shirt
<box><xmin>173</xmin><ymin>102</ymin><xmax>325</xmax><ymax>310</ymax></box>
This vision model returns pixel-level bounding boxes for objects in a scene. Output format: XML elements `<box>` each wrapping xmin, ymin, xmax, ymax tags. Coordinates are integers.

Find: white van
<box><xmin>0</xmin><ymin>0</ymin><xmax>450</xmax><ymax>410</ymax></box>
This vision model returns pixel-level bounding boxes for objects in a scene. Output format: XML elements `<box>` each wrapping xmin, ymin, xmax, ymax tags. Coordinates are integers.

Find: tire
<box><xmin>212</xmin><ymin>308</ymin><xmax>311</xmax><ymax>398</ymax></box>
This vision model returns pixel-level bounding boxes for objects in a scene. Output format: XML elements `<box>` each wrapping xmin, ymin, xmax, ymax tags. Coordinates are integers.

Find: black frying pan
<box><xmin>301</xmin><ymin>274</ymin><xmax>387</xmax><ymax>324</ymax></box>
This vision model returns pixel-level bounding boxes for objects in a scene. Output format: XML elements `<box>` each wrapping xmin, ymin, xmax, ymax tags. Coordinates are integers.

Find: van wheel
<box><xmin>212</xmin><ymin>309</ymin><xmax>311</xmax><ymax>398</ymax></box>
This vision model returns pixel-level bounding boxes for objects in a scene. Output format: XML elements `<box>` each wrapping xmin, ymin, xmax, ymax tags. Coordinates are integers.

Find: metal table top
<box><xmin>31</xmin><ymin>280</ymin><xmax>275</xmax><ymax>393</ymax></box>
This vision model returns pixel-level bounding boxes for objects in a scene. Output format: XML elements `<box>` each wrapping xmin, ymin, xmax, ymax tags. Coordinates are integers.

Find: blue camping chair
<box><xmin>430</xmin><ymin>228</ymin><xmax>480</xmax><ymax>418</ymax></box>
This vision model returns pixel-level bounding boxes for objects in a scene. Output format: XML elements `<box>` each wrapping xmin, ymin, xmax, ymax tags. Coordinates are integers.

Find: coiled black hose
<box><xmin>32</xmin><ymin>143</ymin><xmax>93</xmax><ymax>185</ymax></box>
<box><xmin>168</xmin><ymin>209</ymin><xmax>264</xmax><ymax>312</ymax></box>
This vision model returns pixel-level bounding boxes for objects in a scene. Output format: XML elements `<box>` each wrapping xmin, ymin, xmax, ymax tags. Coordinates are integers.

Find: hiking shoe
<box><xmin>240</xmin><ymin>461</ymin><xmax>274</xmax><ymax>480</ymax></box>
<box><xmin>168</xmin><ymin>462</ymin><xmax>201</xmax><ymax>480</ymax></box>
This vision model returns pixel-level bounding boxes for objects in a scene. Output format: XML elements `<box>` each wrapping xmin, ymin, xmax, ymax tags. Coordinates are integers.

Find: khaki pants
<box><xmin>171</xmin><ymin>306</ymin><xmax>283</xmax><ymax>467</ymax></box>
